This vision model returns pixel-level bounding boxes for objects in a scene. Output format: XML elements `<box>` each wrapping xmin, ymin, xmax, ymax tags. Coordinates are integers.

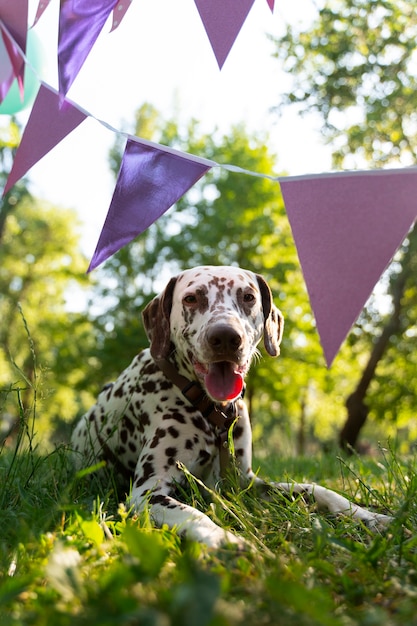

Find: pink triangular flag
<box><xmin>32</xmin><ymin>0</ymin><xmax>52</xmax><ymax>26</ymax></box>
<box><xmin>0</xmin><ymin>28</ymin><xmax>25</xmax><ymax>100</ymax></box>
<box><xmin>58</xmin><ymin>0</ymin><xmax>118</xmax><ymax>97</ymax></box>
<box><xmin>266</xmin><ymin>0</ymin><xmax>275</xmax><ymax>11</ymax></box>
<box><xmin>3</xmin><ymin>83</ymin><xmax>87</xmax><ymax>195</ymax></box>
<box><xmin>194</xmin><ymin>0</ymin><xmax>255</xmax><ymax>68</ymax></box>
<box><xmin>280</xmin><ymin>169</ymin><xmax>417</xmax><ymax>366</ymax></box>
<box><xmin>0</xmin><ymin>0</ymin><xmax>28</xmax><ymax>101</ymax></box>
<box><xmin>0</xmin><ymin>30</ymin><xmax>16</xmax><ymax>101</ymax></box>
<box><xmin>111</xmin><ymin>0</ymin><xmax>133</xmax><ymax>31</ymax></box>
<box><xmin>88</xmin><ymin>139</ymin><xmax>213</xmax><ymax>271</ymax></box>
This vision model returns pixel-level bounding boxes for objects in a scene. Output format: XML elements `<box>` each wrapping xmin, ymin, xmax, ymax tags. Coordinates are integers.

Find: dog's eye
<box><xmin>183</xmin><ymin>294</ymin><xmax>197</xmax><ymax>305</ymax></box>
<box><xmin>243</xmin><ymin>293</ymin><xmax>256</xmax><ymax>303</ymax></box>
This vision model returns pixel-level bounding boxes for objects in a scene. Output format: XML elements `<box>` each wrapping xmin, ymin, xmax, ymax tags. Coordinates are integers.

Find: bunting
<box><xmin>194</xmin><ymin>0</ymin><xmax>256</xmax><ymax>68</ymax></box>
<box><xmin>58</xmin><ymin>0</ymin><xmax>118</xmax><ymax>98</ymax></box>
<box><xmin>0</xmin><ymin>31</ymin><xmax>14</xmax><ymax>101</ymax></box>
<box><xmin>280</xmin><ymin>170</ymin><xmax>417</xmax><ymax>365</ymax></box>
<box><xmin>111</xmin><ymin>0</ymin><xmax>133</xmax><ymax>31</ymax></box>
<box><xmin>32</xmin><ymin>0</ymin><xmax>52</xmax><ymax>27</ymax></box>
<box><xmin>33</xmin><ymin>0</ymin><xmax>270</xmax><ymax>93</ymax></box>
<box><xmin>1</xmin><ymin>3</ymin><xmax>416</xmax><ymax>365</ymax></box>
<box><xmin>88</xmin><ymin>139</ymin><xmax>213</xmax><ymax>271</ymax></box>
<box><xmin>0</xmin><ymin>1</ymin><xmax>28</xmax><ymax>102</ymax></box>
<box><xmin>3</xmin><ymin>83</ymin><xmax>87</xmax><ymax>195</ymax></box>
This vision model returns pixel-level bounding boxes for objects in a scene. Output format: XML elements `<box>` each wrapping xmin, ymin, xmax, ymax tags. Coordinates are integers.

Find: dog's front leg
<box><xmin>130</xmin><ymin>476</ymin><xmax>245</xmax><ymax>549</ymax></box>
<box><xmin>269</xmin><ymin>482</ymin><xmax>393</xmax><ymax>530</ymax></box>
<box><xmin>240</xmin><ymin>475</ymin><xmax>393</xmax><ymax>531</ymax></box>
<box><xmin>244</xmin><ymin>474</ymin><xmax>392</xmax><ymax>531</ymax></box>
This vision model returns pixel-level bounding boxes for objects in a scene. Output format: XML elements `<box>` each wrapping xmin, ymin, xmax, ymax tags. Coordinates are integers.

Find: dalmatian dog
<box><xmin>72</xmin><ymin>266</ymin><xmax>392</xmax><ymax>548</ymax></box>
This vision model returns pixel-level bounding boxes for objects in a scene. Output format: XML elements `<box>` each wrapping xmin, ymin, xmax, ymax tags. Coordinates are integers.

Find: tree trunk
<box><xmin>0</xmin><ymin>201</ymin><xmax>10</xmax><ymax>241</ymax></box>
<box><xmin>339</xmin><ymin>227</ymin><xmax>415</xmax><ymax>451</ymax></box>
<box><xmin>296</xmin><ymin>391</ymin><xmax>307</xmax><ymax>456</ymax></box>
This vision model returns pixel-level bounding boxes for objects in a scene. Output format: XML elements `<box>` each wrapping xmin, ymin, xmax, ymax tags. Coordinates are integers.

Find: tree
<box><xmin>271</xmin><ymin>0</ymin><xmax>417</xmax><ymax>450</ymax></box>
<box><xmin>0</xmin><ymin>193</ymin><xmax>95</xmax><ymax>440</ymax></box>
<box><xmin>0</xmin><ymin>121</ymin><xmax>30</xmax><ymax>240</ymax></box>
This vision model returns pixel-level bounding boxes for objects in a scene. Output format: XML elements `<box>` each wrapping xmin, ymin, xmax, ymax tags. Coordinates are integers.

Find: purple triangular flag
<box><xmin>266</xmin><ymin>0</ymin><xmax>275</xmax><ymax>11</ymax></box>
<box><xmin>281</xmin><ymin>169</ymin><xmax>417</xmax><ymax>366</ymax></box>
<box><xmin>88</xmin><ymin>139</ymin><xmax>213</xmax><ymax>271</ymax></box>
<box><xmin>194</xmin><ymin>0</ymin><xmax>255</xmax><ymax>68</ymax></box>
<box><xmin>3</xmin><ymin>83</ymin><xmax>87</xmax><ymax>195</ymax></box>
<box><xmin>58</xmin><ymin>0</ymin><xmax>118</xmax><ymax>98</ymax></box>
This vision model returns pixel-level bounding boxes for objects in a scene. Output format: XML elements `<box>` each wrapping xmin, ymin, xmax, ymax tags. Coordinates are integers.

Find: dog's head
<box><xmin>142</xmin><ymin>266</ymin><xmax>283</xmax><ymax>403</ymax></box>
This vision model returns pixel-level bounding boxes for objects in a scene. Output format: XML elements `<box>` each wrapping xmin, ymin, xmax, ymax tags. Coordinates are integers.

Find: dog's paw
<box><xmin>209</xmin><ymin>529</ymin><xmax>248</xmax><ymax>551</ymax></box>
<box><xmin>221</xmin><ymin>529</ymin><xmax>250</xmax><ymax>551</ymax></box>
<box><xmin>190</xmin><ymin>525</ymin><xmax>247</xmax><ymax>550</ymax></box>
<box><xmin>361</xmin><ymin>511</ymin><xmax>393</xmax><ymax>532</ymax></box>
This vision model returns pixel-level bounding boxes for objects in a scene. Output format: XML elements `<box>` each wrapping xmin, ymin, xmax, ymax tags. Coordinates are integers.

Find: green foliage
<box><xmin>273</xmin><ymin>0</ymin><xmax>417</xmax><ymax>168</ymax></box>
<box><xmin>1</xmin><ymin>414</ymin><xmax>417</xmax><ymax>625</ymax></box>
<box><xmin>0</xmin><ymin>121</ymin><xmax>31</xmax><ymax>238</ymax></box>
<box><xmin>0</xmin><ymin>195</ymin><xmax>96</xmax><ymax>438</ymax></box>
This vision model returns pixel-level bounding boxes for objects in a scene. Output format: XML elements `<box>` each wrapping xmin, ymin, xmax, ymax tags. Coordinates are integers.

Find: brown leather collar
<box><xmin>155</xmin><ymin>357</ymin><xmax>242</xmax><ymax>433</ymax></box>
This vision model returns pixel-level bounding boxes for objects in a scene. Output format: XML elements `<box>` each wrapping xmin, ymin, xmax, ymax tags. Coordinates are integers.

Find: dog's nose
<box><xmin>206</xmin><ymin>324</ymin><xmax>242</xmax><ymax>353</ymax></box>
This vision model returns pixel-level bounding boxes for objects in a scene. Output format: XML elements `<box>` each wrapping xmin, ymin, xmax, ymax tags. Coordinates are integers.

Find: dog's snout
<box><xmin>206</xmin><ymin>324</ymin><xmax>242</xmax><ymax>353</ymax></box>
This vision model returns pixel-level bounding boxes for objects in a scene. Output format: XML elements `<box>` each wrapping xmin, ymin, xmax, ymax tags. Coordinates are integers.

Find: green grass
<box><xmin>1</xmin><ymin>414</ymin><xmax>417</xmax><ymax>625</ymax></box>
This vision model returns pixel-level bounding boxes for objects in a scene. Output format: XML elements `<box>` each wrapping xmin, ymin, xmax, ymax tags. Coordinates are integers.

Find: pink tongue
<box><xmin>204</xmin><ymin>362</ymin><xmax>244</xmax><ymax>402</ymax></box>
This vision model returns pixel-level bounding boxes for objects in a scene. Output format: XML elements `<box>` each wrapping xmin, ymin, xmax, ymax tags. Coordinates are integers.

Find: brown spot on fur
<box><xmin>134</xmin><ymin>461</ymin><xmax>155</xmax><ymax>487</ymax></box>
<box><xmin>167</xmin><ymin>425</ymin><xmax>180</xmax><ymax>438</ymax></box>
<box><xmin>233</xmin><ymin>425</ymin><xmax>244</xmax><ymax>439</ymax></box>
<box><xmin>150</xmin><ymin>428</ymin><xmax>166</xmax><ymax>448</ymax></box>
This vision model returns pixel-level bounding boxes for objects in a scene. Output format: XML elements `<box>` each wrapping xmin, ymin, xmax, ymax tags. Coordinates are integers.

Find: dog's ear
<box><xmin>255</xmin><ymin>274</ymin><xmax>284</xmax><ymax>357</ymax></box>
<box><xmin>142</xmin><ymin>276</ymin><xmax>178</xmax><ymax>360</ymax></box>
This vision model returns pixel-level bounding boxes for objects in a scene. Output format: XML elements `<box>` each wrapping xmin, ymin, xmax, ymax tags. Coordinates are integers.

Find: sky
<box><xmin>8</xmin><ymin>0</ymin><xmax>331</xmax><ymax>258</ymax></box>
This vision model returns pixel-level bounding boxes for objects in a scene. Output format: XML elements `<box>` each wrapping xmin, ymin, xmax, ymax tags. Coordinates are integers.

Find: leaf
<box><xmin>122</xmin><ymin>523</ymin><xmax>169</xmax><ymax>578</ymax></box>
<box><xmin>79</xmin><ymin>518</ymin><xmax>105</xmax><ymax>547</ymax></box>
<box><xmin>170</xmin><ymin>565</ymin><xmax>222</xmax><ymax>626</ymax></box>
